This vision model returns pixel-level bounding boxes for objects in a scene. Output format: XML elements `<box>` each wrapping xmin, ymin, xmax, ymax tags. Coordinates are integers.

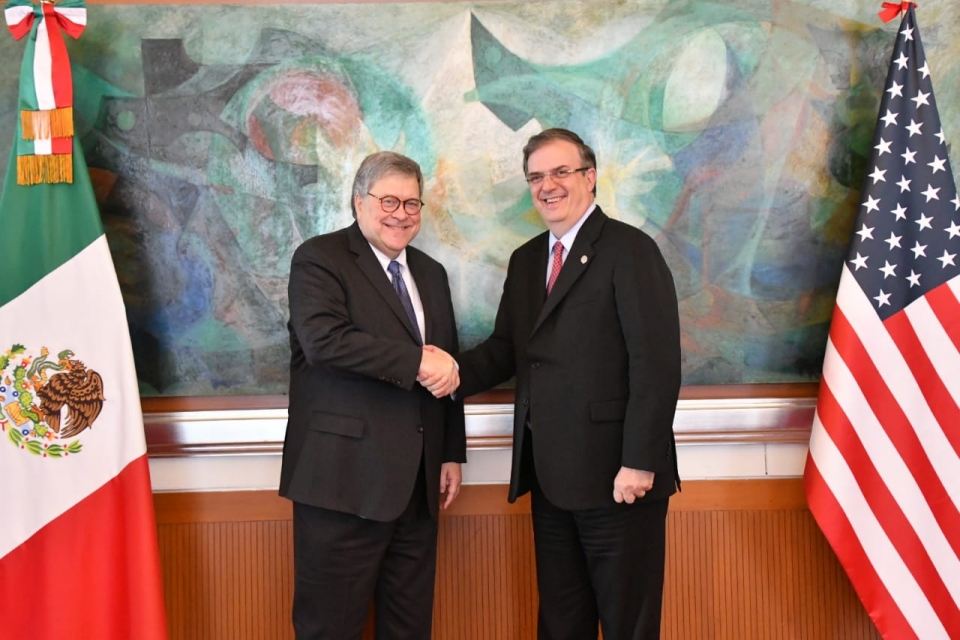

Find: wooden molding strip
<box><xmin>153</xmin><ymin>479</ymin><xmax>810</xmax><ymax>524</ymax></box>
<box><xmin>144</xmin><ymin>388</ymin><xmax>817</xmax><ymax>457</ymax></box>
<box><xmin>141</xmin><ymin>383</ymin><xmax>819</xmax><ymax>414</ymax></box>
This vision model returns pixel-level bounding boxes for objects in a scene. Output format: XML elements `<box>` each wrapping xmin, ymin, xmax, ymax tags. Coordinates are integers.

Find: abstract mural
<box><xmin>1</xmin><ymin>0</ymin><xmax>958</xmax><ymax>395</ymax></box>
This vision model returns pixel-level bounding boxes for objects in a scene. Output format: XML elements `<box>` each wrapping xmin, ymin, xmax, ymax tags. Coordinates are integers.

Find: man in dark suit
<box><xmin>280</xmin><ymin>151</ymin><xmax>465</xmax><ymax>640</ymax></box>
<box><xmin>453</xmin><ymin>128</ymin><xmax>681</xmax><ymax>639</ymax></box>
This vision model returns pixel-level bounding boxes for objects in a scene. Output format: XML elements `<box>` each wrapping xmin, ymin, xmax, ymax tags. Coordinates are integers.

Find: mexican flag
<box><xmin>0</xmin><ymin>3</ymin><xmax>168</xmax><ymax>639</ymax></box>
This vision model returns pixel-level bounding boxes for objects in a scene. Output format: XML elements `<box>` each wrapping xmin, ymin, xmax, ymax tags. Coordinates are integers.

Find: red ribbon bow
<box><xmin>7</xmin><ymin>5</ymin><xmax>85</xmax><ymax>41</ymax></box>
<box><xmin>878</xmin><ymin>2</ymin><xmax>916</xmax><ymax>23</ymax></box>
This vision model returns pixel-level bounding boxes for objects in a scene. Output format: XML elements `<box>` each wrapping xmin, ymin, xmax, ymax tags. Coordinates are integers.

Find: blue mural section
<box><xmin>0</xmin><ymin>1</ymin><xmax>956</xmax><ymax>395</ymax></box>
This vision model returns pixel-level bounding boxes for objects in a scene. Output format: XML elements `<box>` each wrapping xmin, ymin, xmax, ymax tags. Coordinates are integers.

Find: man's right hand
<box><xmin>418</xmin><ymin>345</ymin><xmax>459</xmax><ymax>398</ymax></box>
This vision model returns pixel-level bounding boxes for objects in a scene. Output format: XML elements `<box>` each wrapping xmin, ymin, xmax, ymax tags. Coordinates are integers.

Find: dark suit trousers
<box><xmin>524</xmin><ymin>429</ymin><xmax>670</xmax><ymax>640</ymax></box>
<box><xmin>292</xmin><ymin>461</ymin><xmax>437</xmax><ymax>640</ymax></box>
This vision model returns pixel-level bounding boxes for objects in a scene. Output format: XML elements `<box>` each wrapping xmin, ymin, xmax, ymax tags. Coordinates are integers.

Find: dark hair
<box><xmin>351</xmin><ymin>151</ymin><xmax>424</xmax><ymax>217</ymax></box>
<box><xmin>522</xmin><ymin>128</ymin><xmax>597</xmax><ymax>195</ymax></box>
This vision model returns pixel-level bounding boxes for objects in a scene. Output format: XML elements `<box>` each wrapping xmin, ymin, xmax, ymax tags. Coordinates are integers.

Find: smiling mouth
<box><xmin>542</xmin><ymin>196</ymin><xmax>565</xmax><ymax>204</ymax></box>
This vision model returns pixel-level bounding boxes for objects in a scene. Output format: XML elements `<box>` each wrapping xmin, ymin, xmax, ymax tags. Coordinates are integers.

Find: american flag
<box><xmin>804</xmin><ymin>5</ymin><xmax>960</xmax><ymax>639</ymax></box>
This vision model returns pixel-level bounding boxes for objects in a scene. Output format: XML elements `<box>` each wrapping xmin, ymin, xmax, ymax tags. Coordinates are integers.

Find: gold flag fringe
<box><xmin>17</xmin><ymin>154</ymin><xmax>74</xmax><ymax>185</ymax></box>
<box><xmin>20</xmin><ymin>107</ymin><xmax>74</xmax><ymax>141</ymax></box>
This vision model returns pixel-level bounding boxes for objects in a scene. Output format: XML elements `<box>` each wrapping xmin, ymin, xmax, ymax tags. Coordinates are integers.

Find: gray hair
<box><xmin>351</xmin><ymin>151</ymin><xmax>424</xmax><ymax>217</ymax></box>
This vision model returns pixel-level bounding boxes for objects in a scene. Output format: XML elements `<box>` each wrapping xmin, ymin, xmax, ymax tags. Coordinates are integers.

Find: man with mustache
<box><xmin>451</xmin><ymin>128</ymin><xmax>682</xmax><ymax>639</ymax></box>
<box><xmin>281</xmin><ymin>151</ymin><xmax>465</xmax><ymax>639</ymax></box>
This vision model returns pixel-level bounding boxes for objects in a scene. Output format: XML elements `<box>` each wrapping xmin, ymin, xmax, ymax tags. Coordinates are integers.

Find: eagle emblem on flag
<box><xmin>0</xmin><ymin>344</ymin><xmax>105</xmax><ymax>457</ymax></box>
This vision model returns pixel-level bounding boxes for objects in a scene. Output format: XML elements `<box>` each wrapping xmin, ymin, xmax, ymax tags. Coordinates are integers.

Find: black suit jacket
<box><xmin>280</xmin><ymin>222</ymin><xmax>466</xmax><ymax>521</ymax></box>
<box><xmin>459</xmin><ymin>207</ymin><xmax>681</xmax><ymax>510</ymax></box>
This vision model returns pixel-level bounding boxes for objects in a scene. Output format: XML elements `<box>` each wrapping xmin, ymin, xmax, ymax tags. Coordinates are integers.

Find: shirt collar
<box><xmin>549</xmin><ymin>202</ymin><xmax>597</xmax><ymax>253</ymax></box>
<box><xmin>369</xmin><ymin>244</ymin><xmax>408</xmax><ymax>272</ymax></box>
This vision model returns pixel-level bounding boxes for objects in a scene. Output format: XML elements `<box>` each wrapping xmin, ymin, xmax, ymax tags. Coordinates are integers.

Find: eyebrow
<box><xmin>528</xmin><ymin>165</ymin><xmax>573</xmax><ymax>174</ymax></box>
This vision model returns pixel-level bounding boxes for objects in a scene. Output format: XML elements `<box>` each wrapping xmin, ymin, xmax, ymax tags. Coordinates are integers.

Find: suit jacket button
<box><xmin>522</xmin><ymin>399</ymin><xmax>529</xmax><ymax>406</ymax></box>
<box><xmin>531</xmin><ymin>362</ymin><xmax>540</xmax><ymax>369</ymax></box>
<box><xmin>417</xmin><ymin>426</ymin><xmax>424</xmax><ymax>434</ymax></box>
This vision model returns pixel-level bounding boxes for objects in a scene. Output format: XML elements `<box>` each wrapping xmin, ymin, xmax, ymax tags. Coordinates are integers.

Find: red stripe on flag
<box><xmin>886</xmin><ymin>310</ymin><xmax>960</xmax><ymax>458</ymax></box>
<box><xmin>816</xmin><ymin>384</ymin><xmax>960</xmax><ymax>630</ymax></box>
<box><xmin>829</xmin><ymin>307</ymin><xmax>960</xmax><ymax>559</ymax></box>
<box><xmin>51</xmin><ymin>137</ymin><xmax>72</xmax><ymax>155</ymax></box>
<box><xmin>925</xmin><ymin>283</ymin><xmax>960</xmax><ymax>353</ymax></box>
<box><xmin>0</xmin><ymin>456</ymin><xmax>167</xmax><ymax>640</ymax></box>
<box><xmin>805</xmin><ymin>458</ymin><xmax>919</xmax><ymax>640</ymax></box>
<box><xmin>41</xmin><ymin>3</ymin><xmax>72</xmax><ymax>108</ymax></box>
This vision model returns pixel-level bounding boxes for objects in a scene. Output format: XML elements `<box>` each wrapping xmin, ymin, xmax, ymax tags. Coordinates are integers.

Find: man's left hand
<box><xmin>439</xmin><ymin>462</ymin><xmax>462</xmax><ymax>510</ymax></box>
<box><xmin>613</xmin><ymin>467</ymin><xmax>655</xmax><ymax>504</ymax></box>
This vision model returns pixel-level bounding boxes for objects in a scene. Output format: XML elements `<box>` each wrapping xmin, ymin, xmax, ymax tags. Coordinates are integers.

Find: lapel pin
<box><xmin>581</xmin><ymin>255</ymin><xmax>588</xmax><ymax>264</ymax></box>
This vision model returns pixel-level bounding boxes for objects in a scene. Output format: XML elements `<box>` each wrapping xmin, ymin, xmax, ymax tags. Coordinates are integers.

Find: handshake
<box><xmin>417</xmin><ymin>345</ymin><xmax>459</xmax><ymax>398</ymax></box>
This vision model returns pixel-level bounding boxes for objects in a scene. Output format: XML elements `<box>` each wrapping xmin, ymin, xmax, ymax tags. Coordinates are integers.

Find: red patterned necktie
<box><xmin>547</xmin><ymin>240</ymin><xmax>564</xmax><ymax>293</ymax></box>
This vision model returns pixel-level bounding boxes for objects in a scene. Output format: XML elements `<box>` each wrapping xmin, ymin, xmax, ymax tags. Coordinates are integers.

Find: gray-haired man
<box><xmin>280</xmin><ymin>151</ymin><xmax>465</xmax><ymax>639</ymax></box>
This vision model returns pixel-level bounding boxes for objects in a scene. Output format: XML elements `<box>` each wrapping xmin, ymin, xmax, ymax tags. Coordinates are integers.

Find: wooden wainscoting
<box><xmin>153</xmin><ymin>480</ymin><xmax>880</xmax><ymax>639</ymax></box>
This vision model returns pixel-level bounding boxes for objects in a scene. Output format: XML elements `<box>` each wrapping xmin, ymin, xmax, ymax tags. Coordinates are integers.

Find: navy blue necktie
<box><xmin>388</xmin><ymin>260</ymin><xmax>423</xmax><ymax>345</ymax></box>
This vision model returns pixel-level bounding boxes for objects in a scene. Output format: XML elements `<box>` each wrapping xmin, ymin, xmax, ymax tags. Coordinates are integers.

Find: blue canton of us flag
<box><xmin>847</xmin><ymin>7</ymin><xmax>960</xmax><ymax>319</ymax></box>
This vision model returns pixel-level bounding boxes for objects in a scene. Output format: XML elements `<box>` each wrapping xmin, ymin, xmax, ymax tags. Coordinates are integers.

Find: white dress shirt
<box><xmin>546</xmin><ymin>203</ymin><xmax>597</xmax><ymax>287</ymax></box>
<box><xmin>369</xmin><ymin>245</ymin><xmax>426</xmax><ymax>340</ymax></box>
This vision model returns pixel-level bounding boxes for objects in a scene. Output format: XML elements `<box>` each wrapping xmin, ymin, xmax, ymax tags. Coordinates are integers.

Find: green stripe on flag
<box><xmin>17</xmin><ymin>24</ymin><xmax>38</xmax><ymax>112</ymax></box>
<box><xmin>16</xmin><ymin>137</ymin><xmax>36</xmax><ymax>156</ymax></box>
<box><xmin>0</xmin><ymin>136</ymin><xmax>103</xmax><ymax>306</ymax></box>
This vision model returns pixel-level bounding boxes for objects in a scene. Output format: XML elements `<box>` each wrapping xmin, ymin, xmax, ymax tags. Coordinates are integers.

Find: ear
<box><xmin>586</xmin><ymin>167</ymin><xmax>598</xmax><ymax>191</ymax></box>
<box><xmin>354</xmin><ymin>193</ymin><xmax>363</xmax><ymax>213</ymax></box>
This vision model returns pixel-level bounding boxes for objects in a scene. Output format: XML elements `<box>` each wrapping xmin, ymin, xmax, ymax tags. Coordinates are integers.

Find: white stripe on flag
<box><xmin>4</xmin><ymin>5</ymin><xmax>32</xmax><ymax>25</ymax></box>
<box><xmin>835</xmin><ymin>269</ymin><xmax>960</xmax><ymax>503</ymax></box>
<box><xmin>949</xmin><ymin>278</ymin><xmax>960</xmax><ymax>334</ymax></box>
<box><xmin>905</xmin><ymin>286</ymin><xmax>960</xmax><ymax>409</ymax></box>
<box><xmin>821</xmin><ymin>337</ymin><xmax>960</xmax><ymax>601</ymax></box>
<box><xmin>33</xmin><ymin>138</ymin><xmax>51</xmax><ymax>155</ymax></box>
<box><xmin>809</xmin><ymin>413</ymin><xmax>951</xmax><ymax>639</ymax></box>
<box><xmin>32</xmin><ymin>13</ymin><xmax>55</xmax><ymax>111</ymax></box>
<box><xmin>54</xmin><ymin>7</ymin><xmax>86</xmax><ymax>25</ymax></box>
<box><xmin>0</xmin><ymin>236</ymin><xmax>147</xmax><ymax>559</ymax></box>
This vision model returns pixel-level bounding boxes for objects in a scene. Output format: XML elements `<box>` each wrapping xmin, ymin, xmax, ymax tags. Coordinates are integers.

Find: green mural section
<box><xmin>0</xmin><ymin>0</ymin><xmax>957</xmax><ymax>395</ymax></box>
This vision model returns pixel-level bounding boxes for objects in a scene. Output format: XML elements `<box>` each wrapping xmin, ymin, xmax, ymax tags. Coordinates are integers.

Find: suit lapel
<box><xmin>531</xmin><ymin>208</ymin><xmax>606</xmax><ymax>335</ymax></box>
<box><xmin>527</xmin><ymin>231</ymin><xmax>550</xmax><ymax>311</ymax></box>
<box><xmin>347</xmin><ymin>222</ymin><xmax>422</xmax><ymax>344</ymax></box>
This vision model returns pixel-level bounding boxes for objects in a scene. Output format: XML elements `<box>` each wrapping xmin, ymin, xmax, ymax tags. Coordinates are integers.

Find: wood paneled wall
<box><xmin>153</xmin><ymin>480</ymin><xmax>880</xmax><ymax>639</ymax></box>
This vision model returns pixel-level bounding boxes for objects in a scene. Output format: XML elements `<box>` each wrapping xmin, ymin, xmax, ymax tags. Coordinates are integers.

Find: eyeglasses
<box><xmin>367</xmin><ymin>192</ymin><xmax>424</xmax><ymax>215</ymax></box>
<box><xmin>525</xmin><ymin>167</ymin><xmax>590</xmax><ymax>186</ymax></box>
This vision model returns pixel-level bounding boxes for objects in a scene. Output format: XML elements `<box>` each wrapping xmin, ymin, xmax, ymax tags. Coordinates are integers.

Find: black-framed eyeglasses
<box><xmin>525</xmin><ymin>167</ymin><xmax>590</xmax><ymax>186</ymax></box>
<box><xmin>367</xmin><ymin>192</ymin><xmax>423</xmax><ymax>215</ymax></box>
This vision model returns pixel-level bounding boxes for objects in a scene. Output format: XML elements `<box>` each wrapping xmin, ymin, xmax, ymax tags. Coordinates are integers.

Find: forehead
<box><xmin>527</xmin><ymin>139</ymin><xmax>581</xmax><ymax>171</ymax></box>
<box><xmin>369</xmin><ymin>172</ymin><xmax>420</xmax><ymax>196</ymax></box>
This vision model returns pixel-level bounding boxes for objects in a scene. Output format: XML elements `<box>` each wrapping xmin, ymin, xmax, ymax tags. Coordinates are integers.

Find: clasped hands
<box><xmin>417</xmin><ymin>344</ymin><xmax>459</xmax><ymax>398</ymax></box>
